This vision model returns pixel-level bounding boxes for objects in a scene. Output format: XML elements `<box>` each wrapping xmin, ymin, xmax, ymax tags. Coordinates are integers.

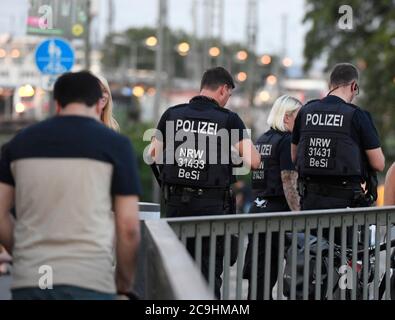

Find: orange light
<box><xmin>236</xmin><ymin>50</ymin><xmax>248</xmax><ymax>61</ymax></box>
<box><xmin>266</xmin><ymin>75</ymin><xmax>277</xmax><ymax>85</ymax></box>
<box><xmin>209</xmin><ymin>46</ymin><xmax>221</xmax><ymax>57</ymax></box>
<box><xmin>237</xmin><ymin>72</ymin><xmax>248</xmax><ymax>82</ymax></box>
<box><xmin>260</xmin><ymin>55</ymin><xmax>272</xmax><ymax>65</ymax></box>
<box><xmin>259</xmin><ymin>91</ymin><xmax>271</xmax><ymax>102</ymax></box>
<box><xmin>0</xmin><ymin>49</ymin><xmax>6</xmax><ymax>58</ymax></box>
<box><xmin>177</xmin><ymin>42</ymin><xmax>190</xmax><ymax>55</ymax></box>
<box><xmin>132</xmin><ymin>85</ymin><xmax>145</xmax><ymax>97</ymax></box>
<box><xmin>376</xmin><ymin>184</ymin><xmax>384</xmax><ymax>207</ymax></box>
<box><xmin>282</xmin><ymin>57</ymin><xmax>293</xmax><ymax>68</ymax></box>
<box><xmin>357</xmin><ymin>59</ymin><xmax>367</xmax><ymax>70</ymax></box>
<box><xmin>147</xmin><ymin>87</ymin><xmax>156</xmax><ymax>96</ymax></box>
<box><xmin>145</xmin><ymin>36</ymin><xmax>158</xmax><ymax>47</ymax></box>
<box><xmin>11</xmin><ymin>49</ymin><xmax>20</xmax><ymax>59</ymax></box>
<box><xmin>18</xmin><ymin>85</ymin><xmax>35</xmax><ymax>98</ymax></box>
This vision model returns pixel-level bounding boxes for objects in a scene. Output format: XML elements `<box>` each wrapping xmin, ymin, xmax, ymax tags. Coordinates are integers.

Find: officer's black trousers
<box><xmin>301</xmin><ymin>192</ymin><xmax>359</xmax><ymax>245</ymax></box>
<box><xmin>243</xmin><ymin>196</ymin><xmax>290</xmax><ymax>300</ymax></box>
<box><xmin>301</xmin><ymin>191</ymin><xmax>372</xmax><ymax>299</ymax></box>
<box><xmin>164</xmin><ymin>194</ymin><xmax>229</xmax><ymax>299</ymax></box>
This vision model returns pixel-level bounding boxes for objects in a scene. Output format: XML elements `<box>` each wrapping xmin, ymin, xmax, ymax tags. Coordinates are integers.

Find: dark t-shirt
<box><xmin>0</xmin><ymin>116</ymin><xmax>142</xmax><ymax>196</ymax></box>
<box><xmin>252</xmin><ymin>129</ymin><xmax>294</xmax><ymax>199</ymax></box>
<box><xmin>292</xmin><ymin>95</ymin><xmax>381</xmax><ymax>183</ymax></box>
<box><xmin>156</xmin><ymin>97</ymin><xmax>247</xmax><ymax>144</ymax></box>
<box><xmin>278</xmin><ymin>133</ymin><xmax>296</xmax><ymax>171</ymax></box>
<box><xmin>156</xmin><ymin>96</ymin><xmax>248</xmax><ymax>185</ymax></box>
<box><xmin>0</xmin><ymin>116</ymin><xmax>142</xmax><ymax>293</ymax></box>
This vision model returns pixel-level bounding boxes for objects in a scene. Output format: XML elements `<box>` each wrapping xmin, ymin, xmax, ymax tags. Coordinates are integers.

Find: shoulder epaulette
<box><xmin>345</xmin><ymin>102</ymin><xmax>360</xmax><ymax>110</ymax></box>
<box><xmin>216</xmin><ymin>106</ymin><xmax>231</xmax><ymax>114</ymax></box>
<box><xmin>304</xmin><ymin>99</ymin><xmax>320</xmax><ymax>107</ymax></box>
<box><xmin>168</xmin><ymin>103</ymin><xmax>188</xmax><ymax>110</ymax></box>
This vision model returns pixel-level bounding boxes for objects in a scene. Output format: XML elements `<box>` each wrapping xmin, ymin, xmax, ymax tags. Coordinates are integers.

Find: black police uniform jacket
<box><xmin>296</xmin><ymin>99</ymin><xmax>362</xmax><ymax>178</ymax></box>
<box><xmin>160</xmin><ymin>96</ymin><xmax>234</xmax><ymax>189</ymax></box>
<box><xmin>251</xmin><ymin>129</ymin><xmax>289</xmax><ymax>197</ymax></box>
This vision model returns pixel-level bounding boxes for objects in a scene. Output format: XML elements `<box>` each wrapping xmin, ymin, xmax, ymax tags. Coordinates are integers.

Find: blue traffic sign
<box><xmin>35</xmin><ymin>38</ymin><xmax>75</xmax><ymax>75</ymax></box>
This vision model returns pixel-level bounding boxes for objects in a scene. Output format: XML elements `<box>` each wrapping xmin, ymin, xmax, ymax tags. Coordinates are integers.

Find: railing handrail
<box><xmin>165</xmin><ymin>205</ymin><xmax>395</xmax><ymax>224</ymax></box>
<box><xmin>144</xmin><ymin>219</ymin><xmax>214</xmax><ymax>300</ymax></box>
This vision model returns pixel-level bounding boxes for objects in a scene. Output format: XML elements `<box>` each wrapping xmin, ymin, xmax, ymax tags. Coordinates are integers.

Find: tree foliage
<box><xmin>303</xmin><ymin>0</ymin><xmax>395</xmax><ymax>157</ymax></box>
<box><xmin>101</xmin><ymin>27</ymin><xmax>276</xmax><ymax>91</ymax></box>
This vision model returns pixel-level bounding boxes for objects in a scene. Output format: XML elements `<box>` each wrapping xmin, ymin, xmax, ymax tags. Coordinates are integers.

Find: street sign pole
<box><xmin>85</xmin><ymin>0</ymin><xmax>92</xmax><ymax>70</ymax></box>
<box><xmin>152</xmin><ymin>0</ymin><xmax>168</xmax><ymax>204</ymax></box>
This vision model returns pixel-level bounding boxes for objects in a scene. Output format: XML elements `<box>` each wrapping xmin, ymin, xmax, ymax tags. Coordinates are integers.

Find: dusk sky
<box><xmin>97</xmin><ymin>0</ymin><xmax>308</xmax><ymax>66</ymax></box>
<box><xmin>1</xmin><ymin>0</ymin><xmax>308</xmax><ymax>67</ymax></box>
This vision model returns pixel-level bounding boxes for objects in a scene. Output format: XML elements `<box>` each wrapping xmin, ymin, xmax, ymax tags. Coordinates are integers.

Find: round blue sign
<box><xmin>35</xmin><ymin>38</ymin><xmax>75</xmax><ymax>75</ymax></box>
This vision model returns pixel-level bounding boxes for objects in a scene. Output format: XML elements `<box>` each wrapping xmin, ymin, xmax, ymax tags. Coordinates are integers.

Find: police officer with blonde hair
<box><xmin>243</xmin><ymin>95</ymin><xmax>302</xmax><ymax>300</ymax></box>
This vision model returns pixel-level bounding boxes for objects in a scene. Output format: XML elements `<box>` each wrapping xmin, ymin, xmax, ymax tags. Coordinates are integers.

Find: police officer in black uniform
<box><xmin>291</xmin><ymin>63</ymin><xmax>385</xmax><ymax>243</ymax></box>
<box><xmin>150</xmin><ymin>67</ymin><xmax>261</xmax><ymax>299</ymax></box>
<box><xmin>243</xmin><ymin>95</ymin><xmax>302</xmax><ymax>300</ymax></box>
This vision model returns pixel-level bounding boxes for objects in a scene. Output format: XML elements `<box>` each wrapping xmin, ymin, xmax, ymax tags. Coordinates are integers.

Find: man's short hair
<box><xmin>329</xmin><ymin>63</ymin><xmax>359</xmax><ymax>87</ymax></box>
<box><xmin>200</xmin><ymin>67</ymin><xmax>235</xmax><ymax>91</ymax></box>
<box><xmin>54</xmin><ymin>71</ymin><xmax>102</xmax><ymax>108</ymax></box>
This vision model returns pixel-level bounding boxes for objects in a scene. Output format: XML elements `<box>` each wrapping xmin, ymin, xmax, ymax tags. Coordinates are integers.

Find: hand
<box><xmin>116</xmin><ymin>290</ymin><xmax>140</xmax><ymax>300</ymax></box>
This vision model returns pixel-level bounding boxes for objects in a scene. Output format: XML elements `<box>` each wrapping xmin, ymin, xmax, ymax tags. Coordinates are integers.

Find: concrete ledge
<box><xmin>144</xmin><ymin>219</ymin><xmax>214</xmax><ymax>300</ymax></box>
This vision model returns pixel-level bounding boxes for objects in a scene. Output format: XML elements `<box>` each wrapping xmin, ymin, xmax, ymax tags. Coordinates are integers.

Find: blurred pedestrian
<box><xmin>0</xmin><ymin>71</ymin><xmax>142</xmax><ymax>300</ymax></box>
<box><xmin>96</xmin><ymin>74</ymin><xmax>120</xmax><ymax>132</ymax></box>
<box><xmin>384</xmin><ymin>163</ymin><xmax>395</xmax><ymax>205</ymax></box>
<box><xmin>233</xmin><ymin>180</ymin><xmax>253</xmax><ymax>213</ymax></box>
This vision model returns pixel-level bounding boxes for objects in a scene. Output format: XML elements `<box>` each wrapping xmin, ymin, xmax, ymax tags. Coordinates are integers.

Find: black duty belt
<box><xmin>165</xmin><ymin>184</ymin><xmax>229</xmax><ymax>199</ymax></box>
<box><xmin>305</xmin><ymin>182</ymin><xmax>362</xmax><ymax>200</ymax></box>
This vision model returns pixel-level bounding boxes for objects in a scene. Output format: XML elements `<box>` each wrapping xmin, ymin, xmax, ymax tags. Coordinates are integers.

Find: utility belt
<box><xmin>163</xmin><ymin>184</ymin><xmax>233</xmax><ymax>207</ymax></box>
<box><xmin>298</xmin><ymin>178</ymin><xmax>367</xmax><ymax>205</ymax></box>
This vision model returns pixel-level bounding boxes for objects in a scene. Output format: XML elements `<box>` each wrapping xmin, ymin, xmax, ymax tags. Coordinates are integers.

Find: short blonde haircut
<box><xmin>95</xmin><ymin>74</ymin><xmax>120</xmax><ymax>132</ymax></box>
<box><xmin>267</xmin><ymin>95</ymin><xmax>302</xmax><ymax>132</ymax></box>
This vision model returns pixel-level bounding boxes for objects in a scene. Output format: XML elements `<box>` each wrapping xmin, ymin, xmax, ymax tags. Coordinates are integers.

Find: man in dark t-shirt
<box><xmin>150</xmin><ymin>67</ymin><xmax>261</xmax><ymax>299</ymax></box>
<box><xmin>0</xmin><ymin>71</ymin><xmax>142</xmax><ymax>300</ymax></box>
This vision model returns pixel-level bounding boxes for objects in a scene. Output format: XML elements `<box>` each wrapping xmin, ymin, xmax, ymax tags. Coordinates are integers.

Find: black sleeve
<box><xmin>353</xmin><ymin>109</ymin><xmax>381</xmax><ymax>150</ymax></box>
<box><xmin>155</xmin><ymin>109</ymin><xmax>170</xmax><ymax>142</ymax></box>
<box><xmin>363</xmin><ymin>110</ymin><xmax>380</xmax><ymax>138</ymax></box>
<box><xmin>0</xmin><ymin>142</ymin><xmax>15</xmax><ymax>186</ymax></box>
<box><xmin>278</xmin><ymin>135</ymin><xmax>296</xmax><ymax>171</ymax></box>
<box><xmin>111</xmin><ymin>137</ymin><xmax>143</xmax><ymax>196</ymax></box>
<box><xmin>291</xmin><ymin>110</ymin><xmax>302</xmax><ymax>145</ymax></box>
<box><xmin>228</xmin><ymin>112</ymin><xmax>248</xmax><ymax>144</ymax></box>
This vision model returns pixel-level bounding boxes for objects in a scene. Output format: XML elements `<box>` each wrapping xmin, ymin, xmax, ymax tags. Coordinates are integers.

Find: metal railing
<box><xmin>166</xmin><ymin>206</ymin><xmax>395</xmax><ymax>300</ymax></box>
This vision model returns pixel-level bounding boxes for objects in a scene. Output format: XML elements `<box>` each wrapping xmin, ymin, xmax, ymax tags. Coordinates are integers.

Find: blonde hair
<box><xmin>267</xmin><ymin>95</ymin><xmax>302</xmax><ymax>132</ymax></box>
<box><xmin>96</xmin><ymin>74</ymin><xmax>120</xmax><ymax>132</ymax></box>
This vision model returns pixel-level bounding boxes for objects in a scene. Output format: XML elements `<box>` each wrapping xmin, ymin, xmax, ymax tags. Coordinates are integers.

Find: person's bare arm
<box><xmin>114</xmin><ymin>195</ymin><xmax>140</xmax><ymax>294</ymax></box>
<box><xmin>365</xmin><ymin>148</ymin><xmax>385</xmax><ymax>172</ymax></box>
<box><xmin>281</xmin><ymin>170</ymin><xmax>300</xmax><ymax>211</ymax></box>
<box><xmin>0</xmin><ymin>183</ymin><xmax>15</xmax><ymax>253</ymax></box>
<box><xmin>234</xmin><ymin>139</ymin><xmax>261</xmax><ymax>170</ymax></box>
<box><xmin>149</xmin><ymin>138</ymin><xmax>164</xmax><ymax>163</ymax></box>
<box><xmin>384</xmin><ymin>163</ymin><xmax>395</xmax><ymax>205</ymax></box>
<box><xmin>291</xmin><ymin>143</ymin><xmax>298</xmax><ymax>164</ymax></box>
